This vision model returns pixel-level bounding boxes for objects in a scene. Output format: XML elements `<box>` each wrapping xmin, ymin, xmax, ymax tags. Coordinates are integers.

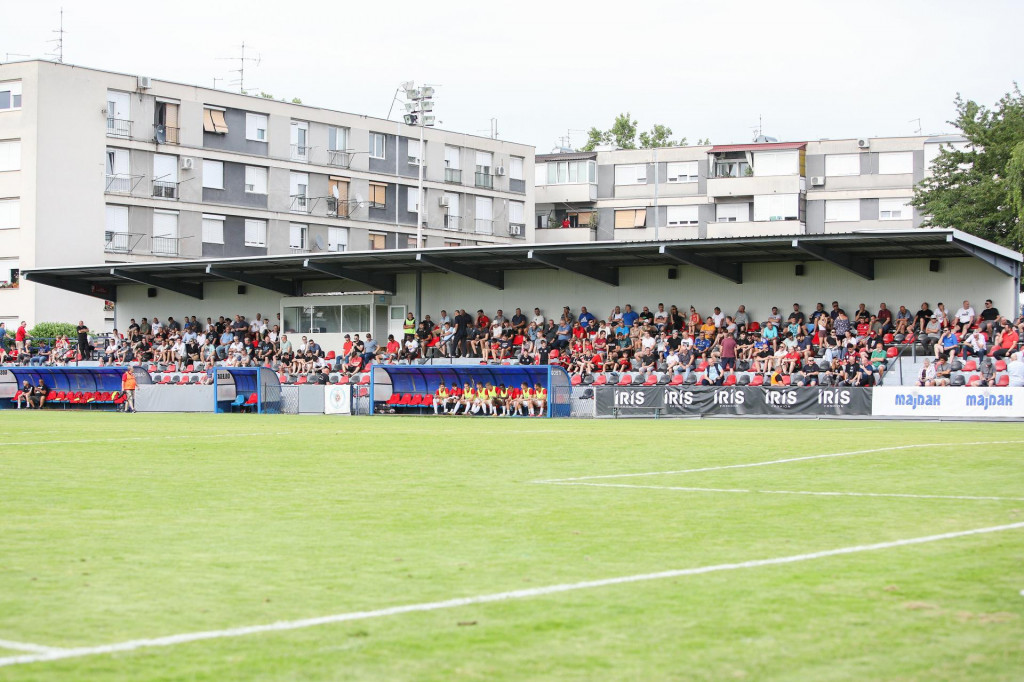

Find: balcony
<box><xmin>474</xmin><ymin>172</ymin><xmax>493</xmax><ymax>189</ymax></box>
<box><xmin>535</xmin><ymin>182</ymin><xmax>598</xmax><ymax>205</ymax></box>
<box><xmin>290</xmin><ymin>144</ymin><xmax>309</xmax><ymax>162</ymax></box>
<box><xmin>474</xmin><ymin>218</ymin><xmax>493</xmax><ymax>235</ymax></box>
<box><xmin>444</xmin><ymin>168</ymin><xmax>462</xmax><ymax>184</ymax></box>
<box><xmin>327</xmin><ymin>149</ymin><xmax>352</xmax><ymax>168</ymax></box>
<box><xmin>508</xmin><ymin>223</ymin><xmax>526</xmax><ymax>239</ymax></box>
<box><xmin>325</xmin><ymin>197</ymin><xmax>350</xmax><ymax>219</ymax></box>
<box><xmin>290</xmin><ymin>195</ymin><xmax>311</xmax><ymax>214</ymax></box>
<box><xmin>154</xmin><ymin>124</ymin><xmax>179</xmax><ymax>144</ymax></box>
<box><xmin>104</xmin><ymin>231</ymin><xmax>144</xmax><ymax>254</ymax></box>
<box><xmin>151</xmin><ymin>236</ymin><xmax>182</xmax><ymax>256</ymax></box>
<box><xmin>289</xmin><ymin>245</ymin><xmax>311</xmax><ymax>254</ymax></box>
<box><xmin>706</xmin><ymin>174</ymin><xmax>805</xmax><ymax>198</ymax></box>
<box><xmin>152</xmin><ymin>181</ymin><xmax>178</xmax><ymax>199</ymax></box>
<box><xmin>443</xmin><ymin>214</ymin><xmax>461</xmax><ymax>231</ymax></box>
<box><xmin>105</xmin><ymin>174</ymin><xmax>133</xmax><ymax>194</ymax></box>
<box><xmin>533</xmin><ymin>226</ymin><xmax>596</xmax><ymax>244</ymax></box>
<box><xmin>107</xmin><ymin>117</ymin><xmax>131</xmax><ymax>138</ymax></box>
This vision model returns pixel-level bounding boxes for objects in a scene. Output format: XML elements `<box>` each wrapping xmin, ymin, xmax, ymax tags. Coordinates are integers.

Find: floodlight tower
<box><xmin>400</xmin><ymin>81</ymin><xmax>436</xmax><ymax>248</ymax></box>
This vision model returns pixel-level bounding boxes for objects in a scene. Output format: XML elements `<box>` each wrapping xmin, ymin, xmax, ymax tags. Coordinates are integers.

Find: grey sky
<box><xmin>3</xmin><ymin>0</ymin><xmax>1020</xmax><ymax>151</ymax></box>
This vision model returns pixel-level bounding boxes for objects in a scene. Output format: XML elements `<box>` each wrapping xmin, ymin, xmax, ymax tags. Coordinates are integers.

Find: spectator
<box><xmin>16</xmin><ymin>380</ymin><xmax>32</xmax><ymax>409</ymax></box>
<box><xmin>977</xmin><ymin>299</ymin><xmax>1000</xmax><ymax>334</ymax></box>
<box><xmin>121</xmin><ymin>368</ymin><xmax>137</xmax><ymax>413</ymax></box>
<box><xmin>991</xmin><ymin>321</ymin><xmax>1019</xmax><ymax>360</ymax></box>
<box><xmin>916</xmin><ymin>359</ymin><xmax>936</xmax><ymax>387</ymax></box>
<box><xmin>402</xmin><ymin>312</ymin><xmax>417</xmax><ymax>341</ymax></box>
<box><xmin>30</xmin><ymin>378</ymin><xmax>48</xmax><ymax>408</ymax></box>
<box><xmin>953</xmin><ymin>300</ymin><xmax>975</xmax><ymax>335</ymax></box>
<box><xmin>979</xmin><ymin>359</ymin><xmax>997</xmax><ymax>387</ymax></box>
<box><xmin>933</xmin><ymin>357</ymin><xmax>951</xmax><ymax>386</ymax></box>
<box><xmin>76</xmin><ymin>320</ymin><xmax>90</xmax><ymax>359</ymax></box>
<box><xmin>1007</xmin><ymin>352</ymin><xmax>1024</xmax><ymax>387</ymax></box>
<box><xmin>15</xmin><ymin>321</ymin><xmax>28</xmax><ymax>353</ymax></box>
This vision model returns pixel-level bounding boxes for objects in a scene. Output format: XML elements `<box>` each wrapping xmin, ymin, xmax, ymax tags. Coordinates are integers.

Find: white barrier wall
<box><xmin>872</xmin><ymin>387</ymin><xmax>1024</xmax><ymax>418</ymax></box>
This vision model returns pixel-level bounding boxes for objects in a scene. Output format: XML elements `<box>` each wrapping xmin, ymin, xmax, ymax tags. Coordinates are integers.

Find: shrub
<box><xmin>27</xmin><ymin>322</ymin><xmax>80</xmax><ymax>348</ymax></box>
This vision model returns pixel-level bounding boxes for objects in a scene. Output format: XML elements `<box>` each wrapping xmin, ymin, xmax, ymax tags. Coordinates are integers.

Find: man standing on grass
<box><xmin>121</xmin><ymin>367</ymin><xmax>137</xmax><ymax>413</ymax></box>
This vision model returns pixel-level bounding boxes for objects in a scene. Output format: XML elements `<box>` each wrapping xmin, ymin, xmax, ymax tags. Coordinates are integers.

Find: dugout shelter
<box><xmin>213</xmin><ymin>367</ymin><xmax>282</xmax><ymax>414</ymax></box>
<box><xmin>0</xmin><ymin>366</ymin><xmax>151</xmax><ymax>410</ymax></box>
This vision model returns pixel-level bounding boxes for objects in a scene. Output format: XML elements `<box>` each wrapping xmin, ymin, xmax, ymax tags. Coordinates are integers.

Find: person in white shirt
<box><xmin>532</xmin><ymin>308</ymin><xmax>545</xmax><ymax>327</ymax></box>
<box><xmin>1006</xmin><ymin>352</ymin><xmax>1024</xmax><ymax>387</ymax></box>
<box><xmin>653</xmin><ymin>304</ymin><xmax>668</xmax><ymax>330</ymax></box>
<box><xmin>916</xmin><ymin>359</ymin><xmax>936</xmax><ymax>387</ymax></box>
<box><xmin>711</xmin><ymin>307</ymin><xmax>726</xmax><ymax>328</ymax></box>
<box><xmin>953</xmin><ymin>300</ymin><xmax>975</xmax><ymax>334</ymax></box>
<box><xmin>932</xmin><ymin>302</ymin><xmax>949</xmax><ymax>328</ymax></box>
<box><xmin>963</xmin><ymin>329</ymin><xmax>987</xmax><ymax>360</ymax></box>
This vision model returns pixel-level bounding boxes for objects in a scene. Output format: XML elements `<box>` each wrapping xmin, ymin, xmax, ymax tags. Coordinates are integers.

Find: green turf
<box><xmin>1</xmin><ymin>413</ymin><xmax>1023</xmax><ymax>680</ymax></box>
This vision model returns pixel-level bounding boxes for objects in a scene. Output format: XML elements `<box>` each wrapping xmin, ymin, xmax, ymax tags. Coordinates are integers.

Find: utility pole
<box><xmin>401</xmin><ymin>82</ymin><xmax>436</xmax><ymax>249</ymax></box>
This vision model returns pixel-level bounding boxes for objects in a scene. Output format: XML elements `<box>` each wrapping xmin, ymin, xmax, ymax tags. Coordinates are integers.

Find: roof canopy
<box><xmin>23</xmin><ymin>231</ymin><xmax>1022</xmax><ymax>301</ymax></box>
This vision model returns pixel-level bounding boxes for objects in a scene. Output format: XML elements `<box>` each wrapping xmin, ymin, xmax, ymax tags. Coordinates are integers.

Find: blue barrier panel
<box><xmin>0</xmin><ymin>366</ymin><xmax>151</xmax><ymax>410</ymax></box>
<box><xmin>369</xmin><ymin>364</ymin><xmax>571</xmax><ymax>417</ymax></box>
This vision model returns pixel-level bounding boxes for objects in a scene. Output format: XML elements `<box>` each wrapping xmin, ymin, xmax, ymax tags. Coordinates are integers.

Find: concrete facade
<box><xmin>0</xmin><ymin>61</ymin><xmax>534</xmax><ymax>329</ymax></box>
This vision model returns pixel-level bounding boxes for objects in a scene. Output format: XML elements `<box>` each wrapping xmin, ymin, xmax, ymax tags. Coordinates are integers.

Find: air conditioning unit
<box><xmin>180</xmin><ymin>157</ymin><xmax>195</xmax><ymax>171</ymax></box>
<box><xmin>810</xmin><ymin>176</ymin><xmax>825</xmax><ymax>186</ymax></box>
<box><xmin>438</xmin><ymin>196</ymin><xmax>450</xmax><ymax>207</ymax></box>
<box><xmin>857</xmin><ymin>138</ymin><xmax>870</xmax><ymax>149</ymax></box>
<box><xmin>494</xmin><ymin>166</ymin><xmax>506</xmax><ymax>176</ymax></box>
<box><xmin>137</xmin><ymin>76</ymin><xmax>152</xmax><ymax>90</ymax></box>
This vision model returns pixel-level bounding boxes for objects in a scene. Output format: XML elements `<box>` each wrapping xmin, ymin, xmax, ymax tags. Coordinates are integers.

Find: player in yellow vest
<box><xmin>402</xmin><ymin>313</ymin><xmax>416</xmax><ymax>340</ymax></box>
<box><xmin>497</xmin><ymin>384</ymin><xmax>511</xmax><ymax>416</ymax></box>
<box><xmin>433</xmin><ymin>381</ymin><xmax>449</xmax><ymax>415</ymax></box>
<box><xmin>515</xmin><ymin>382</ymin><xmax>532</xmax><ymax>416</ymax></box>
<box><xmin>532</xmin><ymin>382</ymin><xmax>547</xmax><ymax>417</ymax></box>
<box><xmin>451</xmin><ymin>382</ymin><xmax>474</xmax><ymax>415</ymax></box>
<box><xmin>470</xmin><ymin>382</ymin><xmax>487</xmax><ymax>415</ymax></box>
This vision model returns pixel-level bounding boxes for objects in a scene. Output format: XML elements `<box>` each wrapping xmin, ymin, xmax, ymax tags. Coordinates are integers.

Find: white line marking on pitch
<box><xmin>0</xmin><ymin>433</ymin><xmax>295</xmax><ymax>447</ymax></box>
<box><xmin>0</xmin><ymin>639</ymin><xmax>66</xmax><ymax>654</ymax></box>
<box><xmin>534</xmin><ymin>441</ymin><xmax>1024</xmax><ymax>483</ymax></box>
<box><xmin>1</xmin><ymin>521</ymin><xmax>1022</xmax><ymax>669</ymax></box>
<box><xmin>549</xmin><ymin>482</ymin><xmax>1024</xmax><ymax>502</ymax></box>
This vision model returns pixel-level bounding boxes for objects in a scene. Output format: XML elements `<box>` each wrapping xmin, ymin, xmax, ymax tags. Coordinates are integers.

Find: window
<box><xmin>825</xmin><ymin>199</ymin><xmax>860</xmax><ymax>222</ymax></box>
<box><xmin>203</xmin><ymin>106</ymin><xmax>228</xmax><ymax>134</ymax></box>
<box><xmin>407</xmin><ymin>139</ymin><xmax>421</xmax><ymax>165</ymax></box>
<box><xmin>244</xmin><ymin>113</ymin><xmax>268</xmax><ymax>141</ymax></box>
<box><xmin>614</xmin><ymin>164</ymin><xmax>647</xmax><ymax>185</ymax></box>
<box><xmin>535</xmin><ymin>163</ymin><xmax>547</xmax><ymax>185</ymax></box>
<box><xmin>878</xmin><ymin>151</ymin><xmax>913</xmax><ymax>175</ymax></box>
<box><xmin>475</xmin><ymin>151</ymin><xmax>492</xmax><ymax>174</ymax></box>
<box><xmin>509</xmin><ymin>200</ymin><xmax>525</xmax><ymax>225</ymax></box>
<box><xmin>715</xmin><ymin>203</ymin><xmax>749</xmax><ymax>223</ymax></box>
<box><xmin>406</xmin><ymin>235</ymin><xmax>422</xmax><ymax>249</ymax></box>
<box><xmin>369</xmin><ymin>182</ymin><xmax>387</xmax><ymax>209</ymax></box>
<box><xmin>289</xmin><ymin>223</ymin><xmax>308</xmax><ymax>250</ymax></box>
<box><xmin>444</xmin><ymin>240</ymin><xmax>461</xmax><ymax>248</ymax></box>
<box><xmin>753</xmin><ymin>194</ymin><xmax>799</xmax><ymax>221</ymax></box>
<box><xmin>568</xmin><ymin>211</ymin><xmax>595</xmax><ymax>228</ymax></box>
<box><xmin>284</xmin><ymin>305</ymin><xmax>344</xmax><ymax>334</ymax></box>
<box><xmin>245</xmin><ymin>166</ymin><xmax>267</xmax><ymax>194</ymax></box>
<box><xmin>369</xmin><ymin>232</ymin><xmax>387</xmax><ymax>250</ymax></box>
<box><xmin>290</xmin><ymin>172</ymin><xmax>309</xmax><ymax>212</ymax></box>
<box><xmin>154</xmin><ymin>100</ymin><xmax>179</xmax><ymax>143</ymax></box>
<box><xmin>0</xmin><ymin>198</ymin><xmax>19</xmax><ymax>229</ymax></box>
<box><xmin>0</xmin><ymin>140</ymin><xmax>21</xmax><ymax>171</ymax></box>
<box><xmin>543</xmin><ymin>160</ymin><xmax>596</xmax><ymax>185</ymax></box>
<box><xmin>201</xmin><ymin>214</ymin><xmax>225</xmax><ymax>244</ymax></box>
<box><xmin>329</xmin><ymin>126</ymin><xmax>349</xmax><ymax>151</ymax></box>
<box><xmin>713</xmin><ymin>152</ymin><xmax>750</xmax><ymax>178</ymax></box>
<box><xmin>152</xmin><ymin>154</ymin><xmax>178</xmax><ymax>199</ymax></box>
<box><xmin>244</xmin><ymin>219</ymin><xmax>267</xmax><ymax>247</ymax></box>
<box><xmin>509</xmin><ymin>156</ymin><xmax>524</xmax><ymax>180</ymax></box>
<box><xmin>825</xmin><ymin>154</ymin><xmax>860</xmax><ymax>177</ymax></box>
<box><xmin>879</xmin><ymin>197</ymin><xmax>913</xmax><ymax>220</ymax></box>
<box><xmin>443</xmin><ymin>193</ymin><xmax>461</xmax><ymax>230</ymax></box>
<box><xmin>614</xmin><ymin>209</ymin><xmax>647</xmax><ymax>228</ymax></box>
<box><xmin>105</xmin><ymin>205</ymin><xmax>129</xmax><ymax>252</ymax></box>
<box><xmin>106</xmin><ymin>90</ymin><xmax>131</xmax><ymax>137</ymax></box>
<box><xmin>369</xmin><ymin>133</ymin><xmax>386</xmax><ymax>159</ymax></box>
<box><xmin>342</xmin><ymin>304</ymin><xmax>370</xmax><ymax>333</ymax></box>
<box><xmin>444</xmin><ymin>146</ymin><xmax>461</xmax><ymax>169</ymax></box>
<box><xmin>752</xmin><ymin>151</ymin><xmax>799</xmax><ymax>176</ymax></box>
<box><xmin>328</xmin><ymin>227</ymin><xmax>347</xmax><ymax>252</ymax></box>
<box><xmin>667</xmin><ymin>205</ymin><xmax>699</xmax><ymax>226</ymax></box>
<box><xmin>0</xmin><ymin>81</ymin><xmax>22</xmax><ymax>111</ymax></box>
<box><xmin>202</xmin><ymin>160</ymin><xmax>224</xmax><ymax>190</ymax></box>
<box><xmin>290</xmin><ymin>120</ymin><xmax>308</xmax><ymax>160</ymax></box>
<box><xmin>329</xmin><ymin>177</ymin><xmax>349</xmax><ymax>217</ymax></box>
<box><xmin>666</xmin><ymin>161</ymin><xmax>698</xmax><ymax>183</ymax></box>
<box><xmin>0</xmin><ymin>258</ymin><xmax>20</xmax><ymax>286</ymax></box>
<box><xmin>105</xmin><ymin>148</ymin><xmax>130</xmax><ymax>192</ymax></box>
<box><xmin>407</xmin><ymin>187</ymin><xmax>420</xmax><ymax>213</ymax></box>
<box><xmin>152</xmin><ymin>210</ymin><xmax>179</xmax><ymax>255</ymax></box>
<box><xmin>475</xmin><ymin>196</ymin><xmax>493</xmax><ymax>234</ymax></box>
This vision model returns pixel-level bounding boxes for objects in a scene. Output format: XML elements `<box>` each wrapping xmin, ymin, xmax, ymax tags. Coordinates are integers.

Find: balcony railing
<box><xmin>151</xmin><ymin>236</ymin><xmax>181</xmax><ymax>256</ymax></box>
<box><xmin>155</xmin><ymin>124</ymin><xmax>179</xmax><ymax>144</ymax></box>
<box><xmin>105</xmin><ymin>174</ymin><xmax>132</xmax><ymax>194</ymax></box>
<box><xmin>443</xmin><ymin>214</ymin><xmax>461</xmax><ymax>231</ymax></box>
<box><xmin>508</xmin><ymin>223</ymin><xmax>526</xmax><ymax>239</ymax></box>
<box><xmin>474</xmin><ymin>218</ymin><xmax>493</xmax><ymax>235</ymax></box>
<box><xmin>289</xmin><ymin>245</ymin><xmax>311</xmax><ymax>253</ymax></box>
<box><xmin>152</xmin><ymin>181</ymin><xmax>178</xmax><ymax>199</ymax></box>
<box><xmin>445</xmin><ymin>168</ymin><xmax>462</xmax><ymax>184</ymax></box>
<box><xmin>290</xmin><ymin>144</ymin><xmax>309</xmax><ymax>161</ymax></box>
<box><xmin>290</xmin><ymin>195</ymin><xmax>311</xmax><ymax>213</ymax></box>
<box><xmin>474</xmin><ymin>172</ymin><xmax>493</xmax><ymax>189</ymax></box>
<box><xmin>107</xmin><ymin>117</ymin><xmax>131</xmax><ymax>138</ymax></box>
<box><xmin>327</xmin><ymin>149</ymin><xmax>352</xmax><ymax>168</ymax></box>
<box><xmin>325</xmin><ymin>197</ymin><xmax>350</xmax><ymax>219</ymax></box>
<box><xmin>104</xmin><ymin>231</ymin><xmax>144</xmax><ymax>254</ymax></box>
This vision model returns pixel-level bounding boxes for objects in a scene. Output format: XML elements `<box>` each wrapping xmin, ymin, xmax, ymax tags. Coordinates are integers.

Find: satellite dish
<box><xmin>355</xmin><ymin>193</ymin><xmax>365</xmax><ymax>205</ymax></box>
<box><xmin>331</xmin><ymin>185</ymin><xmax>340</xmax><ymax>199</ymax></box>
<box><xmin>313</xmin><ymin>234</ymin><xmax>324</xmax><ymax>250</ymax></box>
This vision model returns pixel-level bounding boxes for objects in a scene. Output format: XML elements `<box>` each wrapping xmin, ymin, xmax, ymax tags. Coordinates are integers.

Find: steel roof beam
<box><xmin>659</xmin><ymin>245</ymin><xmax>743</xmax><ymax>284</ymax></box>
<box><xmin>302</xmin><ymin>260</ymin><xmax>396</xmax><ymax>292</ymax></box>
<box><xmin>109</xmin><ymin>268</ymin><xmax>204</xmax><ymax>299</ymax></box>
<box><xmin>792</xmin><ymin>239</ymin><xmax>874</xmax><ymax>280</ymax></box>
<box><xmin>416</xmin><ymin>254</ymin><xmax>504</xmax><ymax>289</ymax></box>
<box><xmin>205</xmin><ymin>266</ymin><xmax>299</xmax><ymax>296</ymax></box>
<box><xmin>527</xmin><ymin>250</ymin><xmax>618</xmax><ymax>286</ymax></box>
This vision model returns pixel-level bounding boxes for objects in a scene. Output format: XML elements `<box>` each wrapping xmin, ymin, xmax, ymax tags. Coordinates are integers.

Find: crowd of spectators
<box><xmin>3</xmin><ymin>298</ymin><xmax>1023</xmax><ymax>387</ymax></box>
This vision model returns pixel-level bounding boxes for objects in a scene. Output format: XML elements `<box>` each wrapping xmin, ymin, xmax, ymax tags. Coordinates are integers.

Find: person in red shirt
<box><xmin>15</xmin><ymin>321</ymin><xmax>28</xmax><ymax>353</ymax></box>
<box><xmin>385</xmin><ymin>334</ymin><xmax>400</xmax><ymax>360</ymax></box>
<box><xmin>476</xmin><ymin>310</ymin><xmax>490</xmax><ymax>328</ymax></box>
<box><xmin>992</xmin><ymin>320</ymin><xmax>1019</xmax><ymax>360</ymax></box>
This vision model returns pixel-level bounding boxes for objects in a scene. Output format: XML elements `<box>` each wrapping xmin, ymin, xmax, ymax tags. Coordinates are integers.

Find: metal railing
<box><xmin>445</xmin><ymin>168</ymin><xmax>462</xmax><ymax>183</ymax></box>
<box><xmin>152</xmin><ymin>181</ymin><xmax>178</xmax><ymax>199</ymax></box>
<box><xmin>105</xmin><ymin>174</ymin><xmax>132</xmax><ymax>193</ymax></box>
<box><xmin>290</xmin><ymin>195</ymin><xmax>311</xmax><ymax>213</ymax></box>
<box><xmin>151</xmin><ymin>236</ymin><xmax>180</xmax><ymax>256</ymax></box>
<box><xmin>289</xmin><ymin>245</ymin><xmax>311</xmax><ymax>254</ymax></box>
<box><xmin>508</xmin><ymin>222</ymin><xmax>526</xmax><ymax>239</ymax></box>
<box><xmin>443</xmin><ymin>214</ymin><xmax>461</xmax><ymax>231</ymax></box>
<box><xmin>104</xmin><ymin>231</ymin><xmax>137</xmax><ymax>253</ymax></box>
<box><xmin>155</xmin><ymin>124</ymin><xmax>180</xmax><ymax>144</ymax></box>
<box><xmin>327</xmin><ymin>149</ymin><xmax>352</xmax><ymax>168</ymax></box>
<box><xmin>107</xmin><ymin>117</ymin><xmax>131</xmax><ymax>138</ymax></box>
<box><xmin>325</xmin><ymin>197</ymin><xmax>350</xmax><ymax>219</ymax></box>
<box><xmin>290</xmin><ymin>144</ymin><xmax>309</xmax><ymax>161</ymax></box>
<box><xmin>474</xmin><ymin>218</ymin><xmax>493</xmax><ymax>235</ymax></box>
<box><xmin>474</xmin><ymin>172</ymin><xmax>493</xmax><ymax>189</ymax></box>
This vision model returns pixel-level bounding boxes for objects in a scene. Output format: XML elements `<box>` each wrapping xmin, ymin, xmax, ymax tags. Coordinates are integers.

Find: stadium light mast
<box><xmin>400</xmin><ymin>81</ymin><xmax>436</xmax><ymax>249</ymax></box>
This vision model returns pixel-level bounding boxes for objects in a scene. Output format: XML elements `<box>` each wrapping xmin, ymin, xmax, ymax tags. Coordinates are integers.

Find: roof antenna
<box><xmin>46</xmin><ymin>7</ymin><xmax>66</xmax><ymax>63</ymax></box>
<box><xmin>908</xmin><ymin>118</ymin><xmax>922</xmax><ymax>135</ymax></box>
<box><xmin>218</xmin><ymin>42</ymin><xmax>261</xmax><ymax>94</ymax></box>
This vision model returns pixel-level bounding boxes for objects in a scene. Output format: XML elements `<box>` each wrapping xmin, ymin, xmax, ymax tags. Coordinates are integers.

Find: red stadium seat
<box><xmin>593</xmin><ymin>374</ymin><xmax>608</xmax><ymax>386</ymax></box>
<box><xmin>325</xmin><ymin>351</ymin><xmax>336</xmax><ymax>361</ymax></box>
<box><xmin>336</xmin><ymin>374</ymin><xmax>349</xmax><ymax>385</ymax></box>
<box><xmin>723</xmin><ymin>374</ymin><xmax>737</xmax><ymax>386</ymax></box>
<box><xmin>749</xmin><ymin>375</ymin><xmax>764</xmax><ymax>387</ymax></box>
<box><xmin>669</xmin><ymin>374</ymin><xmax>685</xmax><ymax>386</ymax></box>
<box><xmin>244</xmin><ymin>393</ymin><xmax>258</xmax><ymax>405</ymax></box>
<box><xmin>748</xmin><ymin>321</ymin><xmax>760</xmax><ymax>332</ymax></box>
<box><xmin>963</xmin><ymin>360</ymin><xmax>977</xmax><ymax>372</ymax></box>
<box><xmin>617</xmin><ymin>374</ymin><xmax>633</xmax><ymax>386</ymax></box>
<box><xmin>570</xmin><ymin>374</ymin><xmax>582</xmax><ymax>386</ymax></box>
<box><xmin>46</xmin><ymin>391</ymin><xmax>57</xmax><ymax>401</ymax></box>
<box><xmin>903</xmin><ymin>333</ymin><xmax>916</xmax><ymax>344</ymax></box>
<box><xmin>696</xmin><ymin>361</ymin><xmax>708</xmax><ymax>372</ymax></box>
<box><xmin>295</xmin><ymin>375</ymin><xmax>308</xmax><ymax>386</ymax></box>
<box><xmin>159</xmin><ymin>375</ymin><xmax>172</xmax><ymax>385</ymax></box>
<box><xmin>167</xmin><ymin>364</ymin><xmax>177</xmax><ymax>373</ymax></box>
<box><xmin>387</xmin><ymin>394</ymin><xmax>402</xmax><ymax>405</ymax></box>
<box><xmin>781</xmin><ymin>375</ymin><xmax>792</xmax><ymax>385</ymax></box>
<box><xmin>997</xmin><ymin>375</ymin><xmax>1010</xmax><ymax>387</ymax></box>
<box><xmin>358</xmin><ymin>387</ymin><xmax>369</xmax><ymax>397</ymax></box>
<box><xmin>643</xmin><ymin>374</ymin><xmax>659</xmax><ymax>386</ymax></box>
<box><xmin>185</xmin><ymin>364</ymin><xmax>195</xmax><ymax>373</ymax></box>
<box><xmin>358</xmin><ymin>374</ymin><xmax>371</xmax><ymax>385</ymax></box>
<box><xmin>996</xmin><ymin>360</ymin><xmax>1007</xmax><ymax>372</ymax></box>
<box><xmin>967</xmin><ymin>374</ymin><xmax>981</xmax><ymax>386</ymax></box>
<box><xmin>513</xmin><ymin>335</ymin><xmax>525</xmax><ymax>347</ymax></box>
<box><xmin>886</xmin><ymin>347</ymin><xmax>899</xmax><ymax>358</ymax></box>
<box><xmin>882</xmin><ymin>333</ymin><xmax>894</xmax><ymax>344</ymax></box>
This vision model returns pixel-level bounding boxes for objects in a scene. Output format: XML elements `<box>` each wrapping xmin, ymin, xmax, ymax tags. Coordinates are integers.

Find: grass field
<box><xmin>2</xmin><ymin>413</ymin><xmax>1023</xmax><ymax>680</ymax></box>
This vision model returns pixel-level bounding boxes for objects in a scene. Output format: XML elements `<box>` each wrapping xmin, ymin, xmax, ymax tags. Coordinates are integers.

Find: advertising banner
<box><xmin>324</xmin><ymin>384</ymin><xmax>351</xmax><ymax>415</ymax></box>
<box><xmin>595</xmin><ymin>386</ymin><xmax>872</xmax><ymax>417</ymax></box>
<box><xmin>871</xmin><ymin>387</ymin><xmax>1024</xmax><ymax>418</ymax></box>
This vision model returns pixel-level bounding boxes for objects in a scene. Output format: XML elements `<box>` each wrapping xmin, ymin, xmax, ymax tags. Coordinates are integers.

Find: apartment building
<box><xmin>0</xmin><ymin>61</ymin><xmax>533</xmax><ymax>328</ymax></box>
<box><xmin>533</xmin><ymin>135</ymin><xmax>966</xmax><ymax>243</ymax></box>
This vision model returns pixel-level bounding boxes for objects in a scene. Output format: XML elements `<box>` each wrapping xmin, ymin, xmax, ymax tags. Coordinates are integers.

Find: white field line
<box><xmin>0</xmin><ymin>433</ymin><xmax>295</xmax><ymax>447</ymax></box>
<box><xmin>535</xmin><ymin>441</ymin><xmax>1024</xmax><ymax>483</ymax></box>
<box><xmin>548</xmin><ymin>481</ymin><xmax>1024</xmax><ymax>502</ymax></box>
<box><xmin>0</xmin><ymin>639</ymin><xmax>66</xmax><ymax>654</ymax></box>
<box><xmin>1</xmin><ymin>521</ymin><xmax>1023</xmax><ymax>669</ymax></box>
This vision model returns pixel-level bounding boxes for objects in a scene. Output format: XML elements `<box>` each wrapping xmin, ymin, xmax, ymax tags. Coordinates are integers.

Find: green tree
<box><xmin>580</xmin><ymin>126</ymin><xmax>610</xmax><ymax>152</ymax></box>
<box><xmin>913</xmin><ymin>86</ymin><xmax>1024</xmax><ymax>250</ymax></box>
<box><xmin>579</xmin><ymin>114</ymin><xmax>705</xmax><ymax>151</ymax></box>
<box><xmin>639</xmin><ymin>124</ymin><xmax>682</xmax><ymax>148</ymax></box>
<box><xmin>608</xmin><ymin>112</ymin><xmax>638</xmax><ymax>149</ymax></box>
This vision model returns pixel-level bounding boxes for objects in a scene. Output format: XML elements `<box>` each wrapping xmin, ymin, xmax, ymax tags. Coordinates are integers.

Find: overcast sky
<box><xmin>2</xmin><ymin>0</ymin><xmax>1020</xmax><ymax>151</ymax></box>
